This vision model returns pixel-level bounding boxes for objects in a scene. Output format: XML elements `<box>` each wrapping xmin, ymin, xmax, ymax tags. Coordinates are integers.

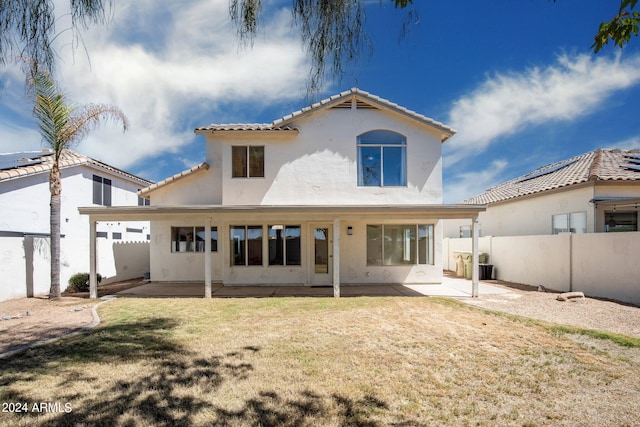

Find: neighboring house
<box><xmin>446</xmin><ymin>149</ymin><xmax>640</xmax><ymax>237</ymax></box>
<box><xmin>0</xmin><ymin>149</ymin><xmax>153</xmax><ymax>300</ymax></box>
<box><xmin>0</xmin><ymin>149</ymin><xmax>152</xmax><ymax>240</ymax></box>
<box><xmin>80</xmin><ymin>88</ymin><xmax>485</xmax><ymax>296</ymax></box>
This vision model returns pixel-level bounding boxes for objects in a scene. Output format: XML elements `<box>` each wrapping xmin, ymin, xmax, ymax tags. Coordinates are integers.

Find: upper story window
<box><xmin>93</xmin><ymin>175</ymin><xmax>112</xmax><ymax>206</ymax></box>
<box><xmin>138</xmin><ymin>193</ymin><xmax>150</xmax><ymax>206</ymax></box>
<box><xmin>232</xmin><ymin>146</ymin><xmax>264</xmax><ymax>178</ymax></box>
<box><xmin>357</xmin><ymin>130</ymin><xmax>406</xmax><ymax>187</ymax></box>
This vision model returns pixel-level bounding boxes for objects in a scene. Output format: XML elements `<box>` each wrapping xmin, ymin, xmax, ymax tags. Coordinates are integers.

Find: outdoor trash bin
<box><xmin>462</xmin><ymin>253</ymin><xmax>489</xmax><ymax>279</ymax></box>
<box><xmin>479</xmin><ymin>264</ymin><xmax>493</xmax><ymax>280</ymax></box>
<box><xmin>453</xmin><ymin>252</ymin><xmax>464</xmax><ymax>277</ymax></box>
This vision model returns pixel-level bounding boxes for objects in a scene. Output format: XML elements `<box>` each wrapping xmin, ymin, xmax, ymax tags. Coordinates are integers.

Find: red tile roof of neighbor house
<box><xmin>195</xmin><ymin>88</ymin><xmax>456</xmax><ymax>141</ymax></box>
<box><xmin>462</xmin><ymin>149</ymin><xmax>640</xmax><ymax>205</ymax></box>
<box><xmin>0</xmin><ymin>149</ymin><xmax>152</xmax><ymax>186</ymax></box>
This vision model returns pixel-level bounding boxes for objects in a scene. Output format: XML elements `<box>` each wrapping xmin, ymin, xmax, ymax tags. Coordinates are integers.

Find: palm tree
<box><xmin>30</xmin><ymin>69</ymin><xmax>128</xmax><ymax>299</ymax></box>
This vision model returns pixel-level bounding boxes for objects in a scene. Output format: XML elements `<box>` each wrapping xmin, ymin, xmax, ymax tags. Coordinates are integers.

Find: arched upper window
<box><xmin>357</xmin><ymin>130</ymin><xmax>407</xmax><ymax>187</ymax></box>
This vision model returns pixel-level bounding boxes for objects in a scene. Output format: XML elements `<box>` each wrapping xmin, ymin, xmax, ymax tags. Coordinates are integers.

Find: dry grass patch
<box><xmin>1</xmin><ymin>297</ymin><xmax>639</xmax><ymax>426</ymax></box>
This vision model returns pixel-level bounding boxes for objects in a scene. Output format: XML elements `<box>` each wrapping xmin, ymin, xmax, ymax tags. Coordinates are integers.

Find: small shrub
<box><xmin>67</xmin><ymin>273</ymin><xmax>103</xmax><ymax>293</ymax></box>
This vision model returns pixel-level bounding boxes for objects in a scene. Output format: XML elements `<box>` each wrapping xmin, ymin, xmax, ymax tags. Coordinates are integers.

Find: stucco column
<box><xmin>333</xmin><ymin>218</ymin><xmax>340</xmax><ymax>298</ymax></box>
<box><xmin>89</xmin><ymin>219</ymin><xmax>98</xmax><ymax>299</ymax></box>
<box><xmin>471</xmin><ymin>216</ymin><xmax>479</xmax><ymax>298</ymax></box>
<box><xmin>204</xmin><ymin>217</ymin><xmax>212</xmax><ymax>298</ymax></box>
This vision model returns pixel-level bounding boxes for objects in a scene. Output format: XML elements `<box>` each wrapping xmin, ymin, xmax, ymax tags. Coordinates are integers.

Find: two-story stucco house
<box><xmin>80</xmin><ymin>89</ymin><xmax>485</xmax><ymax>297</ymax></box>
<box><xmin>0</xmin><ymin>149</ymin><xmax>152</xmax><ymax>240</ymax></box>
<box><xmin>0</xmin><ymin>149</ymin><xmax>153</xmax><ymax>300</ymax></box>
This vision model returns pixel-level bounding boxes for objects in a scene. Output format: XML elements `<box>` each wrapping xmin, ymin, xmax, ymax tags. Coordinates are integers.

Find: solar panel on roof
<box><xmin>517</xmin><ymin>158</ymin><xmax>579</xmax><ymax>183</ymax></box>
<box><xmin>0</xmin><ymin>152</ymin><xmax>53</xmax><ymax>171</ymax></box>
<box><xmin>624</xmin><ymin>154</ymin><xmax>640</xmax><ymax>160</ymax></box>
<box><xmin>624</xmin><ymin>164</ymin><xmax>640</xmax><ymax>173</ymax></box>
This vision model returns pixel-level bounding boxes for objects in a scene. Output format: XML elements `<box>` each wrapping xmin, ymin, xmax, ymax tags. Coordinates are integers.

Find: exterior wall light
<box><xmin>347</xmin><ymin>226</ymin><xmax>353</xmax><ymax>235</ymax></box>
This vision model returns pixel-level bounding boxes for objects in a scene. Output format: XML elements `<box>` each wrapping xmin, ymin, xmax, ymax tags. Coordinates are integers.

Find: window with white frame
<box><xmin>93</xmin><ymin>175</ymin><xmax>112</xmax><ymax>206</ymax></box>
<box><xmin>232</xmin><ymin>146</ymin><xmax>264</xmax><ymax>178</ymax></box>
<box><xmin>552</xmin><ymin>212</ymin><xmax>587</xmax><ymax>234</ymax></box>
<box><xmin>138</xmin><ymin>194</ymin><xmax>150</xmax><ymax>206</ymax></box>
<box><xmin>230</xmin><ymin>225</ymin><xmax>263</xmax><ymax>266</ymax></box>
<box><xmin>357</xmin><ymin>130</ymin><xmax>407</xmax><ymax>187</ymax></box>
<box><xmin>366</xmin><ymin>224</ymin><xmax>434</xmax><ymax>266</ymax></box>
<box><xmin>171</xmin><ymin>226</ymin><xmax>218</xmax><ymax>252</ymax></box>
<box><xmin>268</xmin><ymin>225</ymin><xmax>301</xmax><ymax>266</ymax></box>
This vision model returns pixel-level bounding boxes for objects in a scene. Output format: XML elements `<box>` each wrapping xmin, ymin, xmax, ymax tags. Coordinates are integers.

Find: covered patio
<box><xmin>79</xmin><ymin>204</ymin><xmax>486</xmax><ymax>300</ymax></box>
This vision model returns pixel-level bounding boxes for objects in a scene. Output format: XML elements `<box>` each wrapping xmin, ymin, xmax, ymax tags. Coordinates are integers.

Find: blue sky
<box><xmin>2</xmin><ymin>0</ymin><xmax>640</xmax><ymax>203</ymax></box>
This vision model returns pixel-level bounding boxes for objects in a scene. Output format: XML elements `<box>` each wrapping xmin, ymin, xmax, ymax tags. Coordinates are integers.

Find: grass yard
<box><xmin>1</xmin><ymin>297</ymin><xmax>639</xmax><ymax>426</ymax></box>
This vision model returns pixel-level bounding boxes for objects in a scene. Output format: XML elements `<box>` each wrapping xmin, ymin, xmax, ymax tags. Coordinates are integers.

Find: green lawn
<box><xmin>1</xmin><ymin>297</ymin><xmax>639</xmax><ymax>426</ymax></box>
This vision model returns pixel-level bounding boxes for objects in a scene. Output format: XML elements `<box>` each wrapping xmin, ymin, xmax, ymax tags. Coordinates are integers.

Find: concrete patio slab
<box><xmin>113</xmin><ymin>275</ymin><xmax>509</xmax><ymax>298</ymax></box>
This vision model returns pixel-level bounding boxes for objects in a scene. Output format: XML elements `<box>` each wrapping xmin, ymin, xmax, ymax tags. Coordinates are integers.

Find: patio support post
<box><xmin>204</xmin><ymin>217</ymin><xmax>212</xmax><ymax>298</ymax></box>
<box><xmin>89</xmin><ymin>218</ymin><xmax>98</xmax><ymax>299</ymax></box>
<box><xmin>333</xmin><ymin>218</ymin><xmax>340</xmax><ymax>298</ymax></box>
<box><xmin>471</xmin><ymin>216</ymin><xmax>479</xmax><ymax>298</ymax></box>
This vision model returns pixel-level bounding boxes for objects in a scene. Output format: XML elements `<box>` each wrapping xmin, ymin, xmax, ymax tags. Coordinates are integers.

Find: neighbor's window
<box><xmin>357</xmin><ymin>130</ymin><xmax>406</xmax><ymax>187</ymax></box>
<box><xmin>93</xmin><ymin>175</ymin><xmax>112</xmax><ymax>206</ymax></box>
<box><xmin>366</xmin><ymin>224</ymin><xmax>434</xmax><ymax>266</ymax></box>
<box><xmin>171</xmin><ymin>226</ymin><xmax>218</xmax><ymax>252</ymax></box>
<box><xmin>552</xmin><ymin>212</ymin><xmax>587</xmax><ymax>234</ymax></box>
<box><xmin>232</xmin><ymin>146</ymin><xmax>264</xmax><ymax>178</ymax></box>
<box><xmin>605</xmin><ymin>211</ymin><xmax>638</xmax><ymax>232</ymax></box>
<box><xmin>268</xmin><ymin>225</ymin><xmax>301</xmax><ymax>266</ymax></box>
<box><xmin>137</xmin><ymin>194</ymin><xmax>150</xmax><ymax>206</ymax></box>
<box><xmin>230</xmin><ymin>225</ymin><xmax>263</xmax><ymax>266</ymax></box>
<box><xmin>458</xmin><ymin>224</ymin><xmax>482</xmax><ymax>238</ymax></box>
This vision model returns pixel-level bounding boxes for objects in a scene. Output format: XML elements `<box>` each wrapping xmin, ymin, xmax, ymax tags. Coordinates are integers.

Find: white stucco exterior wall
<box><xmin>0</xmin><ymin>165</ymin><xmax>150</xmax><ymax>240</ymax></box>
<box><xmin>193</xmin><ymin>107</ymin><xmax>443</xmax><ymax>207</ymax></box>
<box><xmin>453</xmin><ymin>185</ymin><xmax>596</xmax><ymax>237</ymax></box>
<box><xmin>149</xmin><ymin>217</ymin><xmax>442</xmax><ymax>285</ymax></box>
<box><xmin>446</xmin><ymin>181</ymin><xmax>640</xmax><ymax>238</ymax></box>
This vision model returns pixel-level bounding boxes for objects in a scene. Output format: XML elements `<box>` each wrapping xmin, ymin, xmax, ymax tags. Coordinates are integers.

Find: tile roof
<box><xmin>195</xmin><ymin>124</ymin><xmax>298</xmax><ymax>132</ymax></box>
<box><xmin>138</xmin><ymin>162</ymin><xmax>209</xmax><ymax>196</ymax></box>
<box><xmin>0</xmin><ymin>149</ymin><xmax>152</xmax><ymax>186</ymax></box>
<box><xmin>195</xmin><ymin>88</ymin><xmax>456</xmax><ymax>141</ymax></box>
<box><xmin>462</xmin><ymin>149</ymin><xmax>640</xmax><ymax>205</ymax></box>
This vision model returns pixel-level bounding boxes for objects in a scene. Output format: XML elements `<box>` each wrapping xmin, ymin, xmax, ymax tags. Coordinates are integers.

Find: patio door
<box><xmin>311</xmin><ymin>225</ymin><xmax>332</xmax><ymax>284</ymax></box>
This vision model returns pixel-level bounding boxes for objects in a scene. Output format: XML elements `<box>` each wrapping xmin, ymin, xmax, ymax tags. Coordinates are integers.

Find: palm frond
<box><xmin>31</xmin><ymin>70</ymin><xmax>71</xmax><ymax>157</ymax></box>
<box><xmin>64</xmin><ymin>104</ymin><xmax>129</xmax><ymax>145</ymax></box>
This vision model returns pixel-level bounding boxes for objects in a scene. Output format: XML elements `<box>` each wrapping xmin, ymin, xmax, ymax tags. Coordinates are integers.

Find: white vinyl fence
<box><xmin>443</xmin><ymin>232</ymin><xmax>640</xmax><ymax>305</ymax></box>
<box><xmin>0</xmin><ymin>236</ymin><xmax>149</xmax><ymax>301</ymax></box>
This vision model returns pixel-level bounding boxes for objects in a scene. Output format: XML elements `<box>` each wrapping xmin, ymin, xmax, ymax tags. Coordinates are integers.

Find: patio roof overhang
<box><xmin>79</xmin><ymin>203</ymin><xmax>486</xmax><ymax>301</ymax></box>
<box><xmin>78</xmin><ymin>203</ymin><xmax>486</xmax><ymax>221</ymax></box>
<box><xmin>589</xmin><ymin>197</ymin><xmax>640</xmax><ymax>209</ymax></box>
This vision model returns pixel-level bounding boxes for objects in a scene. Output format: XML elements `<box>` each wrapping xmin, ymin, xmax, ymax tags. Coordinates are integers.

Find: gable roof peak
<box><xmin>271</xmin><ymin>88</ymin><xmax>456</xmax><ymax>141</ymax></box>
<box><xmin>195</xmin><ymin>88</ymin><xmax>455</xmax><ymax>141</ymax></box>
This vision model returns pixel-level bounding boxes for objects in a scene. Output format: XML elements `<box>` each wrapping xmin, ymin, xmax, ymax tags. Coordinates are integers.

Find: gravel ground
<box><xmin>1</xmin><ymin>281</ymin><xmax>638</xmax><ymax>358</ymax></box>
<box><xmin>461</xmin><ymin>281</ymin><xmax>640</xmax><ymax>338</ymax></box>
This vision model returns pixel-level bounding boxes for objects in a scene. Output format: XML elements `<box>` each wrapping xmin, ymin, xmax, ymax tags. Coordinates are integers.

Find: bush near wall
<box><xmin>67</xmin><ymin>273</ymin><xmax>102</xmax><ymax>293</ymax></box>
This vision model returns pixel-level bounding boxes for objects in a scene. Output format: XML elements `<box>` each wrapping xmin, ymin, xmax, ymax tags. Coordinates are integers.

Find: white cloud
<box><xmin>445</xmin><ymin>53</ymin><xmax>640</xmax><ymax>167</ymax></box>
<box><xmin>444</xmin><ymin>159</ymin><xmax>508</xmax><ymax>204</ymax></box>
<box><xmin>604</xmin><ymin>136</ymin><xmax>640</xmax><ymax>151</ymax></box>
<box><xmin>2</xmin><ymin>0</ymin><xmax>308</xmax><ymax>171</ymax></box>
